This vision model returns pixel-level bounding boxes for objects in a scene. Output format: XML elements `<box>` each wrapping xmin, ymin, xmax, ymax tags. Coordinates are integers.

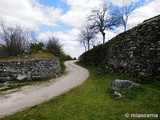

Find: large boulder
<box><xmin>110</xmin><ymin>79</ymin><xmax>139</xmax><ymax>90</ymax></box>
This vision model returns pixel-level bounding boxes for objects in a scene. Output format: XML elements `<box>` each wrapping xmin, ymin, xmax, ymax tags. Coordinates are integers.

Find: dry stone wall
<box><xmin>80</xmin><ymin>16</ymin><xmax>160</xmax><ymax>79</ymax></box>
<box><xmin>0</xmin><ymin>58</ymin><xmax>61</xmax><ymax>82</ymax></box>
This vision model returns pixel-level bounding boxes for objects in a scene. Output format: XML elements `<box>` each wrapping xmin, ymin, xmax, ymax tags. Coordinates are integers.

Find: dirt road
<box><xmin>0</xmin><ymin>60</ymin><xmax>89</xmax><ymax>118</ymax></box>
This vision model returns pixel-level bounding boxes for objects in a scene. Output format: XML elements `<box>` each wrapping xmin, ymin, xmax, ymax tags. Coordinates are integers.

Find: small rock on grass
<box><xmin>114</xmin><ymin>91</ymin><xmax>122</xmax><ymax>98</ymax></box>
<box><xmin>110</xmin><ymin>79</ymin><xmax>139</xmax><ymax>98</ymax></box>
<box><xmin>110</xmin><ymin>79</ymin><xmax>139</xmax><ymax>90</ymax></box>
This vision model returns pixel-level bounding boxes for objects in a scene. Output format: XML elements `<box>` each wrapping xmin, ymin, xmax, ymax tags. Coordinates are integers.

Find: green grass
<box><xmin>0</xmin><ymin>52</ymin><xmax>55</xmax><ymax>62</ymax></box>
<box><xmin>3</xmin><ymin>62</ymin><xmax>160</xmax><ymax>120</ymax></box>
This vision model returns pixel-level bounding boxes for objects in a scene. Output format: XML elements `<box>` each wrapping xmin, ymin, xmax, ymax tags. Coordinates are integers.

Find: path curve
<box><xmin>0</xmin><ymin>60</ymin><xmax>89</xmax><ymax>118</ymax></box>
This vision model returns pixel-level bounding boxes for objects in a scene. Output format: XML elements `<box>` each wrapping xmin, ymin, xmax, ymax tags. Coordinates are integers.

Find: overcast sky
<box><xmin>0</xmin><ymin>0</ymin><xmax>160</xmax><ymax>58</ymax></box>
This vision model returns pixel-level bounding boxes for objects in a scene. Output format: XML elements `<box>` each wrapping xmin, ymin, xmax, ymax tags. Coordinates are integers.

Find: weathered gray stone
<box><xmin>80</xmin><ymin>15</ymin><xmax>160</xmax><ymax>79</ymax></box>
<box><xmin>16</xmin><ymin>75</ymin><xmax>27</xmax><ymax>81</ymax></box>
<box><xmin>114</xmin><ymin>91</ymin><xmax>122</xmax><ymax>98</ymax></box>
<box><xmin>110</xmin><ymin>79</ymin><xmax>139</xmax><ymax>90</ymax></box>
<box><xmin>0</xmin><ymin>58</ymin><xmax>61</xmax><ymax>82</ymax></box>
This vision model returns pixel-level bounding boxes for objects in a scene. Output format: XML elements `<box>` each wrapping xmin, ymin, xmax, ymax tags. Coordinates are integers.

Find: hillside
<box><xmin>80</xmin><ymin>15</ymin><xmax>160</xmax><ymax>80</ymax></box>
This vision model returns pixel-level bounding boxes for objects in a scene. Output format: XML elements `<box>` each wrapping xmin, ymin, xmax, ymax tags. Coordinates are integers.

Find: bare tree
<box><xmin>111</xmin><ymin>0</ymin><xmax>138</xmax><ymax>31</ymax></box>
<box><xmin>79</xmin><ymin>38</ymin><xmax>87</xmax><ymax>52</ymax></box>
<box><xmin>78</xmin><ymin>23</ymin><xmax>96</xmax><ymax>51</ymax></box>
<box><xmin>0</xmin><ymin>19</ymin><xmax>35</xmax><ymax>57</ymax></box>
<box><xmin>46</xmin><ymin>36</ymin><xmax>64</xmax><ymax>56</ymax></box>
<box><xmin>88</xmin><ymin>2</ymin><xmax>119</xmax><ymax>44</ymax></box>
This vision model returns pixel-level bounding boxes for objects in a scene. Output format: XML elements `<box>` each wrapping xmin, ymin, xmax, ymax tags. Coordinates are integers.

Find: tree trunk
<box><xmin>124</xmin><ymin>24</ymin><xmax>127</xmax><ymax>31</ymax></box>
<box><xmin>87</xmin><ymin>40</ymin><xmax>90</xmax><ymax>51</ymax></box>
<box><xmin>102</xmin><ymin>32</ymin><xmax>105</xmax><ymax>44</ymax></box>
<box><xmin>84</xmin><ymin>43</ymin><xmax>87</xmax><ymax>52</ymax></box>
<box><xmin>84</xmin><ymin>46</ymin><xmax>87</xmax><ymax>52</ymax></box>
<box><xmin>124</xmin><ymin>16</ymin><xmax>128</xmax><ymax>31</ymax></box>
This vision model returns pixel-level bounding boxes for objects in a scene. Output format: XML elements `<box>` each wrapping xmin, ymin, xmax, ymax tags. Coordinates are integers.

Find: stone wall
<box><xmin>0</xmin><ymin>58</ymin><xmax>61</xmax><ymax>82</ymax></box>
<box><xmin>80</xmin><ymin>16</ymin><xmax>160</xmax><ymax>79</ymax></box>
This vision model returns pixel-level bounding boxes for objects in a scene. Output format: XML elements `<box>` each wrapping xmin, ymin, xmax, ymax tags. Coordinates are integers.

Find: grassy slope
<box><xmin>3</xmin><ymin>62</ymin><xmax>160</xmax><ymax>120</ymax></box>
<box><xmin>0</xmin><ymin>52</ymin><xmax>55</xmax><ymax>62</ymax></box>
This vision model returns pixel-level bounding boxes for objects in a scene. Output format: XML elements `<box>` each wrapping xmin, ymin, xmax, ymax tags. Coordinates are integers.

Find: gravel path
<box><xmin>0</xmin><ymin>60</ymin><xmax>89</xmax><ymax>118</ymax></box>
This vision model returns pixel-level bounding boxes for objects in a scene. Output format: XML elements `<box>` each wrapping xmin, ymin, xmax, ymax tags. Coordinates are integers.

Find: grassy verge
<box><xmin>3</xmin><ymin>62</ymin><xmax>160</xmax><ymax>120</ymax></box>
<box><xmin>0</xmin><ymin>52</ymin><xmax>55</xmax><ymax>62</ymax></box>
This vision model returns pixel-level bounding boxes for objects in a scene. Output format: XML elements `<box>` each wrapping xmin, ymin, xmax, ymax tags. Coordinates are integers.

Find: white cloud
<box><xmin>38</xmin><ymin>28</ymin><xmax>83</xmax><ymax>58</ymax></box>
<box><xmin>60</xmin><ymin>0</ymin><xmax>103</xmax><ymax>28</ymax></box>
<box><xmin>110</xmin><ymin>0</ymin><xmax>138</xmax><ymax>7</ymax></box>
<box><xmin>0</xmin><ymin>0</ymin><xmax>159</xmax><ymax>58</ymax></box>
<box><xmin>127</xmin><ymin>0</ymin><xmax>160</xmax><ymax>29</ymax></box>
<box><xmin>105</xmin><ymin>30</ymin><xmax>117</xmax><ymax>41</ymax></box>
<box><xmin>38</xmin><ymin>0</ymin><xmax>160</xmax><ymax>57</ymax></box>
<box><xmin>0</xmin><ymin>0</ymin><xmax>62</xmax><ymax>29</ymax></box>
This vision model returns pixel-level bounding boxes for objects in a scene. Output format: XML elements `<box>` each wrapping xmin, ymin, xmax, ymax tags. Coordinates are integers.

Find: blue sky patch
<box><xmin>38</xmin><ymin>0</ymin><xmax>70</xmax><ymax>14</ymax></box>
<box><xmin>38</xmin><ymin>22</ymin><xmax>73</xmax><ymax>33</ymax></box>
